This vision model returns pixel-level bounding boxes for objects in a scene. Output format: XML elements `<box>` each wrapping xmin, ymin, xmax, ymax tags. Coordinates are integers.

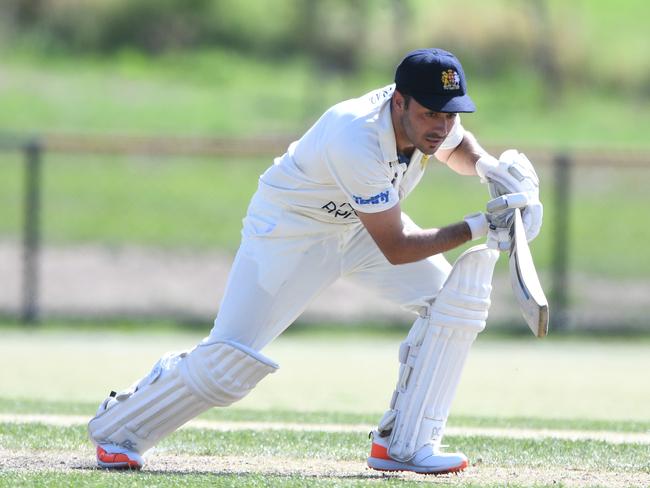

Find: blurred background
<box><xmin>1</xmin><ymin>0</ymin><xmax>649</xmax><ymax>334</ymax></box>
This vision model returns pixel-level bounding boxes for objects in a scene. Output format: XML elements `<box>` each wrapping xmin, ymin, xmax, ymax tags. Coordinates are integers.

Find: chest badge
<box><xmin>421</xmin><ymin>154</ymin><xmax>431</xmax><ymax>169</ymax></box>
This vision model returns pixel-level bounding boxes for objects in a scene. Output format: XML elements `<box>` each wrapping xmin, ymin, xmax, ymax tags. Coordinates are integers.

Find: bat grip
<box><xmin>486</xmin><ymin>193</ymin><xmax>529</xmax><ymax>213</ymax></box>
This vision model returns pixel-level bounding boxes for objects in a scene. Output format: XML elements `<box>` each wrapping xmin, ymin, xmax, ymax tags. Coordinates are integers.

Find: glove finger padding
<box><xmin>488</xmin><ymin>179</ymin><xmax>515</xmax><ymax>200</ymax></box>
<box><xmin>476</xmin><ymin>150</ymin><xmax>539</xmax><ymax>197</ymax></box>
<box><xmin>485</xmin><ymin>192</ymin><xmax>533</xmax><ymax>251</ymax></box>
<box><xmin>496</xmin><ymin>149</ymin><xmax>540</xmax><ymax>193</ymax></box>
<box><xmin>521</xmin><ymin>199</ymin><xmax>543</xmax><ymax>242</ymax></box>
<box><xmin>477</xmin><ymin>150</ymin><xmax>543</xmax><ymax>243</ymax></box>
<box><xmin>486</xmin><ymin>208</ymin><xmax>513</xmax><ymax>251</ymax></box>
<box><xmin>487</xmin><ymin>227</ymin><xmax>511</xmax><ymax>251</ymax></box>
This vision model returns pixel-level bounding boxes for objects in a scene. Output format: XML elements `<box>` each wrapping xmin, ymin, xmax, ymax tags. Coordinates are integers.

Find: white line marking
<box><xmin>1</xmin><ymin>413</ymin><xmax>648</xmax><ymax>445</ymax></box>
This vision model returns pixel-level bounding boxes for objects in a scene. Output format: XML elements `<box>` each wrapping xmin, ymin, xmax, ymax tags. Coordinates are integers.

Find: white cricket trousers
<box><xmin>207</xmin><ymin>193</ymin><xmax>451</xmax><ymax>351</ymax></box>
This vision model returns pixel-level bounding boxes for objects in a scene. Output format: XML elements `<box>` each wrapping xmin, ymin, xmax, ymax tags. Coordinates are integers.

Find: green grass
<box><xmin>0</xmin><ymin>153</ymin><xmax>267</xmax><ymax>252</ymax></box>
<box><xmin>1</xmin><ymin>474</ymin><xmax>488</xmax><ymax>488</ymax></box>
<box><xmin>0</xmin><ymin>49</ymin><xmax>363</xmax><ymax>138</ymax></box>
<box><xmin>4</xmin><ymin>49</ymin><xmax>386</xmax><ymax>136</ymax></box>
<box><xmin>1</xmin><ymin>42</ymin><xmax>650</xmax><ymax>147</ymax></box>
<box><xmin>3</xmin><ymin>473</ymin><xmax>329</xmax><ymax>488</ymax></box>
<box><xmin>2</xmin><ymin>397</ymin><xmax>649</xmax><ymax>433</ymax></box>
<box><xmin>1</xmin><ymin>424</ymin><xmax>647</xmax><ymax>472</ymax></box>
<box><xmin>1</xmin><ymin>327</ymin><xmax>648</xmax><ymax>421</ymax></box>
<box><xmin>0</xmin><ymin>424</ymin><xmax>648</xmax><ymax>487</ymax></box>
<box><xmin>1</xmin><ymin>327</ymin><xmax>648</xmax><ymax>487</ymax></box>
<box><xmin>1</xmin><ymin>473</ymin><xmax>434</xmax><ymax>488</ymax></box>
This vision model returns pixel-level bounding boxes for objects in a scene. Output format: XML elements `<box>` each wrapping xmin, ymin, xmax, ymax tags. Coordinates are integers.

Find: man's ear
<box><xmin>393</xmin><ymin>90</ymin><xmax>406</xmax><ymax>111</ymax></box>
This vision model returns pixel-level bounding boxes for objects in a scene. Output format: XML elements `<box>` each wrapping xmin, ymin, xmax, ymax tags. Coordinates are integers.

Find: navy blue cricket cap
<box><xmin>394</xmin><ymin>48</ymin><xmax>476</xmax><ymax>113</ymax></box>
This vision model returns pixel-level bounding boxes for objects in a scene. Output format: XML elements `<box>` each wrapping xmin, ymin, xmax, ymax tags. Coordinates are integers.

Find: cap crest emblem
<box><xmin>441</xmin><ymin>69</ymin><xmax>460</xmax><ymax>90</ymax></box>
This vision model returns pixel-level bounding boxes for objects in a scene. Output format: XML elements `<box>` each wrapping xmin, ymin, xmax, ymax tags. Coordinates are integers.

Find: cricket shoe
<box><xmin>96</xmin><ymin>444</ymin><xmax>144</xmax><ymax>470</ymax></box>
<box><xmin>367</xmin><ymin>431</ymin><xmax>468</xmax><ymax>475</ymax></box>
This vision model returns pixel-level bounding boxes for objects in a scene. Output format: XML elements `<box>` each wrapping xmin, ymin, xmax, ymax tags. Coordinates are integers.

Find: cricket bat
<box><xmin>509</xmin><ymin>208</ymin><xmax>549</xmax><ymax>337</ymax></box>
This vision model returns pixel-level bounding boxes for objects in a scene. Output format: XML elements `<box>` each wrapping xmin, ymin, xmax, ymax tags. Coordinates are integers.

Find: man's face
<box><xmin>397</xmin><ymin>94</ymin><xmax>457</xmax><ymax>155</ymax></box>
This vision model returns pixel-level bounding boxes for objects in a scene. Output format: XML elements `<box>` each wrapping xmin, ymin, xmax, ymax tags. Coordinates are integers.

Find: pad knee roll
<box><xmin>378</xmin><ymin>245</ymin><xmax>499</xmax><ymax>461</ymax></box>
<box><xmin>88</xmin><ymin>340</ymin><xmax>278</xmax><ymax>455</ymax></box>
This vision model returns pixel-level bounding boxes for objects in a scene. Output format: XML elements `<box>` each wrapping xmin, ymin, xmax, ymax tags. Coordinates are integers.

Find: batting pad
<box><xmin>377</xmin><ymin>245</ymin><xmax>499</xmax><ymax>462</ymax></box>
<box><xmin>88</xmin><ymin>340</ymin><xmax>278</xmax><ymax>455</ymax></box>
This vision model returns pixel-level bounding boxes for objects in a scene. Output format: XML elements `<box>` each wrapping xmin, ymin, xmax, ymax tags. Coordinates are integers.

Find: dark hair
<box><xmin>393</xmin><ymin>90</ymin><xmax>412</xmax><ymax>110</ymax></box>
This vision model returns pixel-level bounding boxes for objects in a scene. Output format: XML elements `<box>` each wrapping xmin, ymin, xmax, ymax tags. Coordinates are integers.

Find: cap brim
<box><xmin>414</xmin><ymin>93</ymin><xmax>476</xmax><ymax>113</ymax></box>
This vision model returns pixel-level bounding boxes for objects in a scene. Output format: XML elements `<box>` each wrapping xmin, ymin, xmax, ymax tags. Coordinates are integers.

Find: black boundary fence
<box><xmin>1</xmin><ymin>133</ymin><xmax>649</xmax><ymax>328</ymax></box>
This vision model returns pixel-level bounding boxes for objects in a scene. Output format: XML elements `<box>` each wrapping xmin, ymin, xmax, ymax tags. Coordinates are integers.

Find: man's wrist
<box><xmin>463</xmin><ymin>212</ymin><xmax>488</xmax><ymax>240</ymax></box>
<box><xmin>475</xmin><ymin>154</ymin><xmax>498</xmax><ymax>181</ymax></box>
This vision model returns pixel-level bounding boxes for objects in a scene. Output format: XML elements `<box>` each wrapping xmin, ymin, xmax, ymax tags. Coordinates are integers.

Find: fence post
<box><xmin>22</xmin><ymin>139</ymin><xmax>42</xmax><ymax>324</ymax></box>
<box><xmin>551</xmin><ymin>153</ymin><xmax>570</xmax><ymax>329</ymax></box>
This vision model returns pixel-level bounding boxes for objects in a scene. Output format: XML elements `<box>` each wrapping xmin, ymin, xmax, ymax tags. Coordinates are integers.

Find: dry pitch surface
<box><xmin>2</xmin><ymin>448</ymin><xmax>648</xmax><ymax>488</ymax></box>
<box><xmin>1</xmin><ymin>416</ymin><xmax>649</xmax><ymax>487</ymax></box>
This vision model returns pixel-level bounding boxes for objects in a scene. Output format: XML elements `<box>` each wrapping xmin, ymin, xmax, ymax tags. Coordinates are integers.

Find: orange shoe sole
<box><xmin>96</xmin><ymin>446</ymin><xmax>142</xmax><ymax>470</ymax></box>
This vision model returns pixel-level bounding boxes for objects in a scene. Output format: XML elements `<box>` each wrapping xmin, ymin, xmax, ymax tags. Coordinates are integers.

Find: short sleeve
<box><xmin>437</xmin><ymin>115</ymin><xmax>465</xmax><ymax>151</ymax></box>
<box><xmin>325</xmin><ymin>134</ymin><xmax>398</xmax><ymax>213</ymax></box>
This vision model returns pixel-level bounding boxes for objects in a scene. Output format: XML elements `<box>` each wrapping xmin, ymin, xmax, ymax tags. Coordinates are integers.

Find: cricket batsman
<box><xmin>88</xmin><ymin>48</ymin><xmax>543</xmax><ymax>474</ymax></box>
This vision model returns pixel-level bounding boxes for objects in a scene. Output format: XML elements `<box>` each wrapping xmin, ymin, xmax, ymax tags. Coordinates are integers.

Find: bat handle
<box><xmin>486</xmin><ymin>192</ymin><xmax>529</xmax><ymax>213</ymax></box>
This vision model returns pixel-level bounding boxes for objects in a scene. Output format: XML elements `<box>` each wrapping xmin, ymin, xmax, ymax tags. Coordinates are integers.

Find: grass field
<box><xmin>1</xmin><ymin>48</ymin><xmax>650</xmax><ymax>149</ymax></box>
<box><xmin>1</xmin><ymin>325</ymin><xmax>649</xmax><ymax>487</ymax></box>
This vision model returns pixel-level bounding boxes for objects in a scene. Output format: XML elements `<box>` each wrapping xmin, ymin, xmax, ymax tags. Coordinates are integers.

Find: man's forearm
<box><xmin>381</xmin><ymin>221</ymin><xmax>472</xmax><ymax>265</ymax></box>
<box><xmin>443</xmin><ymin>131</ymin><xmax>488</xmax><ymax>176</ymax></box>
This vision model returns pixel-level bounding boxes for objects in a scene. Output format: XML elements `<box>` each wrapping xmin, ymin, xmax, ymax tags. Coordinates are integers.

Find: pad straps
<box><xmin>377</xmin><ymin>246</ymin><xmax>499</xmax><ymax>461</ymax></box>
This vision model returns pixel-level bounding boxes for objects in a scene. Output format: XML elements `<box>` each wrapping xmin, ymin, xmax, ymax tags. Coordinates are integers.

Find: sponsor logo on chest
<box><xmin>321</xmin><ymin>201</ymin><xmax>357</xmax><ymax>220</ymax></box>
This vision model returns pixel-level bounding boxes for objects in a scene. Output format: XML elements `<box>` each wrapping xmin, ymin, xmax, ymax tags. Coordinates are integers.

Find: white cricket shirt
<box><xmin>256</xmin><ymin>84</ymin><xmax>464</xmax><ymax>226</ymax></box>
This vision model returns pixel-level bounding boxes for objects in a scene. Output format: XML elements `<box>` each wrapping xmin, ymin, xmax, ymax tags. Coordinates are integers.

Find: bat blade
<box><xmin>509</xmin><ymin>208</ymin><xmax>549</xmax><ymax>337</ymax></box>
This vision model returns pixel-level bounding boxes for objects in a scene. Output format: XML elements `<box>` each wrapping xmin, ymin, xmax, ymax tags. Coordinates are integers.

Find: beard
<box><xmin>401</xmin><ymin>114</ymin><xmax>444</xmax><ymax>156</ymax></box>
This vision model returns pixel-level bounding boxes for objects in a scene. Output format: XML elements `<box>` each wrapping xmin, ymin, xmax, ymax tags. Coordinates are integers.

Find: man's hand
<box><xmin>464</xmin><ymin>211</ymin><xmax>510</xmax><ymax>251</ymax></box>
<box><xmin>464</xmin><ymin>192</ymin><xmax>529</xmax><ymax>251</ymax></box>
<box><xmin>475</xmin><ymin>150</ymin><xmax>543</xmax><ymax>242</ymax></box>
